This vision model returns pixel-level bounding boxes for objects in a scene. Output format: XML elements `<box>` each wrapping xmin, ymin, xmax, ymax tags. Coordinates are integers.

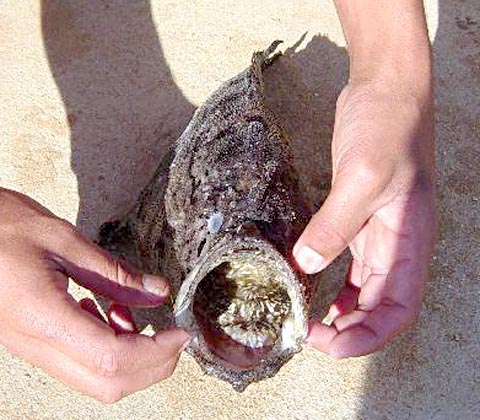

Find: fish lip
<box><xmin>173</xmin><ymin>234</ymin><xmax>308</xmax><ymax>388</ymax></box>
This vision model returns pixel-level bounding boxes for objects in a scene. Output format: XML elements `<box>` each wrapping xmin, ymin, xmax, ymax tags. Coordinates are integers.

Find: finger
<box><xmin>107</xmin><ymin>304</ymin><xmax>138</xmax><ymax>334</ymax></box>
<box><xmin>293</xmin><ymin>174</ymin><xmax>379</xmax><ymax>274</ymax></box>
<box><xmin>49</xmin><ymin>226</ymin><xmax>170</xmax><ymax>307</ymax></box>
<box><xmin>25</xmin><ymin>290</ymin><xmax>190</xmax><ymax>376</ymax></box>
<box><xmin>308</xmin><ymin>301</ymin><xmax>413</xmax><ymax>359</ymax></box>
<box><xmin>322</xmin><ymin>286</ymin><xmax>359</xmax><ymax>325</ymax></box>
<box><xmin>4</xmin><ymin>330</ymin><xmax>180</xmax><ymax>403</ymax></box>
<box><xmin>329</xmin><ymin>301</ymin><xmax>413</xmax><ymax>358</ymax></box>
<box><xmin>79</xmin><ymin>298</ymin><xmax>106</xmax><ymax>322</ymax></box>
<box><xmin>305</xmin><ymin>321</ymin><xmax>338</xmax><ymax>353</ymax></box>
<box><xmin>329</xmin><ymin>259</ymin><xmax>425</xmax><ymax>358</ymax></box>
<box><xmin>322</xmin><ymin>260</ymin><xmax>361</xmax><ymax>325</ymax></box>
<box><xmin>308</xmin><ymin>262</ymin><xmax>360</xmax><ymax>348</ymax></box>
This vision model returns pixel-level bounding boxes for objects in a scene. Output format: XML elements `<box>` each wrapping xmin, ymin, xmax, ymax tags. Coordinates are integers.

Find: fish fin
<box><xmin>252</xmin><ymin>40</ymin><xmax>283</xmax><ymax>70</ymax></box>
<box><xmin>250</xmin><ymin>40</ymin><xmax>283</xmax><ymax>91</ymax></box>
<box><xmin>284</xmin><ymin>32</ymin><xmax>308</xmax><ymax>55</ymax></box>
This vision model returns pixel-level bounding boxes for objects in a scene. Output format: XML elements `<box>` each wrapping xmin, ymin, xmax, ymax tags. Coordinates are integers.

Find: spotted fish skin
<box><xmin>98</xmin><ymin>41</ymin><xmax>312</xmax><ymax>391</ymax></box>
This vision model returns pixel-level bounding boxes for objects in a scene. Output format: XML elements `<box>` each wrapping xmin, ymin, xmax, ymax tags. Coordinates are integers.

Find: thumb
<box><xmin>51</xmin><ymin>226</ymin><xmax>171</xmax><ymax>307</ymax></box>
<box><xmin>293</xmin><ymin>180</ymin><xmax>374</xmax><ymax>274</ymax></box>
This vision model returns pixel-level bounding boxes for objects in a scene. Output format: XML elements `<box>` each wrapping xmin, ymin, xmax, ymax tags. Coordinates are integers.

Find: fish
<box><xmin>98</xmin><ymin>40</ymin><xmax>313</xmax><ymax>392</ymax></box>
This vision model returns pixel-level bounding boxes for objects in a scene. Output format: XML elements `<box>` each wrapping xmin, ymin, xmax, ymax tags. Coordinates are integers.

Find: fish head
<box><xmin>174</xmin><ymin>235</ymin><xmax>308</xmax><ymax>391</ymax></box>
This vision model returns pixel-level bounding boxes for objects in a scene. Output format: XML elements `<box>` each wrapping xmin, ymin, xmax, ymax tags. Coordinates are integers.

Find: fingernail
<box><xmin>142</xmin><ymin>274</ymin><xmax>170</xmax><ymax>297</ymax></box>
<box><xmin>293</xmin><ymin>244</ymin><xmax>328</xmax><ymax>274</ymax></box>
<box><xmin>321</xmin><ymin>313</ymin><xmax>335</xmax><ymax>326</ymax></box>
<box><xmin>109</xmin><ymin>309</ymin><xmax>136</xmax><ymax>333</ymax></box>
<box><xmin>322</xmin><ymin>304</ymin><xmax>341</xmax><ymax>326</ymax></box>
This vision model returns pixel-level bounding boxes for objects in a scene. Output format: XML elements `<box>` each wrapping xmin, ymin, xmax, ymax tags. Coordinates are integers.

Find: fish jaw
<box><xmin>174</xmin><ymin>235</ymin><xmax>308</xmax><ymax>391</ymax></box>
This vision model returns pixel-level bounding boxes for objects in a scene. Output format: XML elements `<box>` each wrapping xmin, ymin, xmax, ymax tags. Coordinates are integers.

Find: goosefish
<box><xmin>98</xmin><ymin>41</ymin><xmax>313</xmax><ymax>391</ymax></box>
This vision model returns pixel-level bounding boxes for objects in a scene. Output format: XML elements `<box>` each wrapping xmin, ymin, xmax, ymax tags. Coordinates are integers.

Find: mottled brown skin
<box><xmin>98</xmin><ymin>41</ymin><xmax>312</xmax><ymax>391</ymax></box>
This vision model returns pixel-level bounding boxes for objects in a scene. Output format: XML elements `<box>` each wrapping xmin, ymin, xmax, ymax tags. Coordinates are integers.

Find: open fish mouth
<box><xmin>198</xmin><ymin>259</ymin><xmax>291</xmax><ymax>350</ymax></box>
<box><xmin>98</xmin><ymin>40</ymin><xmax>312</xmax><ymax>391</ymax></box>
<box><xmin>174</xmin><ymin>237</ymin><xmax>308</xmax><ymax>386</ymax></box>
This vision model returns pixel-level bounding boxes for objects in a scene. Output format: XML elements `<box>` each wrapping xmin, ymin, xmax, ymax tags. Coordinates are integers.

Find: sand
<box><xmin>0</xmin><ymin>0</ymin><xmax>478</xmax><ymax>419</ymax></box>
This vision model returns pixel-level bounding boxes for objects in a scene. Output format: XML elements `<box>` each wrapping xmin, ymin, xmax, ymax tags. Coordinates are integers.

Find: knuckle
<box><xmin>334</xmin><ymin>156</ymin><xmax>392</xmax><ymax>205</ymax></box>
<box><xmin>55</xmin><ymin>218</ymin><xmax>80</xmax><ymax>245</ymax></box>
<box><xmin>160</xmin><ymin>360</ymin><xmax>177</xmax><ymax>380</ymax></box>
<box><xmin>93</xmin><ymin>348</ymin><xmax>122</xmax><ymax>378</ymax></box>
<box><xmin>104</xmin><ymin>258</ymin><xmax>137</xmax><ymax>288</ymax></box>
<box><xmin>350</xmin><ymin>159</ymin><xmax>390</xmax><ymax>189</ymax></box>
<box><xmin>310</xmin><ymin>213</ymin><xmax>349</xmax><ymax>250</ymax></box>
<box><xmin>95</xmin><ymin>386</ymin><xmax>123</xmax><ymax>404</ymax></box>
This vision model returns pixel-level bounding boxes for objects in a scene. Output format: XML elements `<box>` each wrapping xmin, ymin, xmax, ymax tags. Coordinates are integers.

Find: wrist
<box><xmin>335</xmin><ymin>0</ymin><xmax>432</xmax><ymax>98</ymax></box>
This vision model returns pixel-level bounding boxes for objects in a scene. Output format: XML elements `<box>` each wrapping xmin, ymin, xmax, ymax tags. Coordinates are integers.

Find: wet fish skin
<box><xmin>98</xmin><ymin>41</ymin><xmax>312</xmax><ymax>391</ymax></box>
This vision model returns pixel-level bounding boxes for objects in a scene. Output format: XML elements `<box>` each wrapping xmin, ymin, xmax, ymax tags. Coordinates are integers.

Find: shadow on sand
<box><xmin>42</xmin><ymin>0</ymin><xmax>349</xmax><ymax>331</ymax></box>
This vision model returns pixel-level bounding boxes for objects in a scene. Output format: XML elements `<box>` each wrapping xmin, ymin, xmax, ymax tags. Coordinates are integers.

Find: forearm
<box><xmin>334</xmin><ymin>0</ymin><xmax>432</xmax><ymax>94</ymax></box>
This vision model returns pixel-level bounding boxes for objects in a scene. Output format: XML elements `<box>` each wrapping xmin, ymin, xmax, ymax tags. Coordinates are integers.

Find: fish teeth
<box><xmin>195</xmin><ymin>258</ymin><xmax>292</xmax><ymax>349</ymax></box>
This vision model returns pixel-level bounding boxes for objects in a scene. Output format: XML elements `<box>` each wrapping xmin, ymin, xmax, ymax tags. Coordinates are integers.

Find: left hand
<box><xmin>0</xmin><ymin>188</ymin><xmax>190</xmax><ymax>403</ymax></box>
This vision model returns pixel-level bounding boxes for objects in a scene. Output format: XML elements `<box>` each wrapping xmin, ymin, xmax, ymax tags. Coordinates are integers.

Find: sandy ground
<box><xmin>0</xmin><ymin>0</ymin><xmax>478</xmax><ymax>419</ymax></box>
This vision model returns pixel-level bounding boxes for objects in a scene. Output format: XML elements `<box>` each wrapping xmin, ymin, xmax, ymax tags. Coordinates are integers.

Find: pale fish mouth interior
<box><xmin>193</xmin><ymin>257</ymin><xmax>297</xmax><ymax>370</ymax></box>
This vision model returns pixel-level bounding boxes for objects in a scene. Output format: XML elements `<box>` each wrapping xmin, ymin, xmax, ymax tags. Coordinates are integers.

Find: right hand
<box><xmin>0</xmin><ymin>188</ymin><xmax>190</xmax><ymax>403</ymax></box>
<box><xmin>294</xmin><ymin>79</ymin><xmax>435</xmax><ymax>358</ymax></box>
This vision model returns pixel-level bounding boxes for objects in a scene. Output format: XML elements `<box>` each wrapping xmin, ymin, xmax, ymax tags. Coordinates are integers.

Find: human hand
<box><xmin>293</xmin><ymin>77</ymin><xmax>436</xmax><ymax>357</ymax></box>
<box><xmin>0</xmin><ymin>188</ymin><xmax>190</xmax><ymax>403</ymax></box>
